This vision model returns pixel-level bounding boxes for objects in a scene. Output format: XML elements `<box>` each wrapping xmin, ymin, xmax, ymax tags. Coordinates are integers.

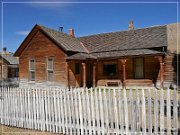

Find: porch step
<box><xmin>126</xmin><ymin>79</ymin><xmax>153</xmax><ymax>86</ymax></box>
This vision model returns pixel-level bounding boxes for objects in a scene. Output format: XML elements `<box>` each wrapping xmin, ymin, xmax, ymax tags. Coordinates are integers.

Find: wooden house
<box><xmin>0</xmin><ymin>47</ymin><xmax>19</xmax><ymax>86</ymax></box>
<box><xmin>14</xmin><ymin>22</ymin><xmax>179</xmax><ymax>88</ymax></box>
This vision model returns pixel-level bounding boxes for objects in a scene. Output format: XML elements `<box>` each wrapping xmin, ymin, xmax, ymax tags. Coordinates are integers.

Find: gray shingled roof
<box><xmin>0</xmin><ymin>53</ymin><xmax>19</xmax><ymax>64</ymax></box>
<box><xmin>39</xmin><ymin>25</ymin><xmax>88</xmax><ymax>53</ymax></box>
<box><xmin>78</xmin><ymin>25</ymin><xmax>167</xmax><ymax>53</ymax></box>
<box><xmin>67</xmin><ymin>49</ymin><xmax>164</xmax><ymax>60</ymax></box>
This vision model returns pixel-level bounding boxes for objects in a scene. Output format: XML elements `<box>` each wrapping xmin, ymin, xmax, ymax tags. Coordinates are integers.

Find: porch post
<box><xmin>93</xmin><ymin>62</ymin><xmax>96</xmax><ymax>88</ymax></box>
<box><xmin>121</xmin><ymin>59</ymin><xmax>127</xmax><ymax>87</ymax></box>
<box><xmin>156</xmin><ymin>56</ymin><xmax>164</xmax><ymax>88</ymax></box>
<box><xmin>65</xmin><ymin>61</ymin><xmax>69</xmax><ymax>88</ymax></box>
<box><xmin>82</xmin><ymin>62</ymin><xmax>86</xmax><ymax>88</ymax></box>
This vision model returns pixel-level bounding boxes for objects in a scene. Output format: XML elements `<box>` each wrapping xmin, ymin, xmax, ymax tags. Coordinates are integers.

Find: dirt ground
<box><xmin>0</xmin><ymin>125</ymin><xmax>61</xmax><ymax>135</ymax></box>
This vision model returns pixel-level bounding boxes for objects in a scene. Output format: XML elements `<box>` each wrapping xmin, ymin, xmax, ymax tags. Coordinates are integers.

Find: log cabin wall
<box><xmin>19</xmin><ymin>31</ymin><xmax>68</xmax><ymax>87</ymax></box>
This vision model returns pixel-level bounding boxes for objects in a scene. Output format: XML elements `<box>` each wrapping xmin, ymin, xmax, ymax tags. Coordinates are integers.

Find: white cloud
<box><xmin>15</xmin><ymin>31</ymin><xmax>30</xmax><ymax>36</ymax></box>
<box><xmin>29</xmin><ymin>0</ymin><xmax>75</xmax><ymax>9</ymax></box>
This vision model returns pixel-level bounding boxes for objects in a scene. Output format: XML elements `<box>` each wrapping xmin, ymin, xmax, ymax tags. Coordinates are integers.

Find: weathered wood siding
<box><xmin>68</xmin><ymin>60</ymin><xmax>82</xmax><ymax>87</ymax></box>
<box><xmin>19</xmin><ymin>31</ymin><xmax>68</xmax><ymax>87</ymax></box>
<box><xmin>164</xmin><ymin>53</ymin><xmax>179</xmax><ymax>86</ymax></box>
<box><xmin>0</xmin><ymin>59</ymin><xmax>8</xmax><ymax>80</ymax></box>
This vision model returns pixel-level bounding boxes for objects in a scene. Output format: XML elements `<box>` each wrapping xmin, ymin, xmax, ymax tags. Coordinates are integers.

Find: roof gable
<box><xmin>14</xmin><ymin>24</ymin><xmax>88</xmax><ymax>57</ymax></box>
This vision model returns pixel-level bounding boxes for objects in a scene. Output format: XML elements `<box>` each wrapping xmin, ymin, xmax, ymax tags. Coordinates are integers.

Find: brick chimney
<box><xmin>128</xmin><ymin>20</ymin><xmax>134</xmax><ymax>30</ymax></box>
<box><xmin>69</xmin><ymin>29</ymin><xmax>75</xmax><ymax>37</ymax></box>
<box><xmin>3</xmin><ymin>47</ymin><xmax>6</xmax><ymax>53</ymax></box>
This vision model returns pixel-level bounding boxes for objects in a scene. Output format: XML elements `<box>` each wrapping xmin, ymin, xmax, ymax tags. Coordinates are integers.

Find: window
<box><xmin>14</xmin><ymin>68</ymin><xmax>19</xmax><ymax>77</ymax></box>
<box><xmin>47</xmin><ymin>58</ymin><xmax>54</xmax><ymax>81</ymax></box>
<box><xmin>29</xmin><ymin>59</ymin><xmax>35</xmax><ymax>81</ymax></box>
<box><xmin>103</xmin><ymin>64</ymin><xmax>117</xmax><ymax>76</ymax></box>
<box><xmin>75</xmin><ymin>63</ymin><xmax>80</xmax><ymax>74</ymax></box>
<box><xmin>134</xmin><ymin>58</ymin><xmax>144</xmax><ymax>79</ymax></box>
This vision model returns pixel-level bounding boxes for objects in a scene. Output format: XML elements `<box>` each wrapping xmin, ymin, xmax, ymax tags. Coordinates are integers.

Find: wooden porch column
<box><xmin>82</xmin><ymin>62</ymin><xmax>86</xmax><ymax>88</ymax></box>
<box><xmin>155</xmin><ymin>56</ymin><xmax>164</xmax><ymax>88</ymax></box>
<box><xmin>65</xmin><ymin>61</ymin><xmax>69</xmax><ymax>88</ymax></box>
<box><xmin>121</xmin><ymin>59</ymin><xmax>127</xmax><ymax>87</ymax></box>
<box><xmin>93</xmin><ymin>63</ymin><xmax>96</xmax><ymax>88</ymax></box>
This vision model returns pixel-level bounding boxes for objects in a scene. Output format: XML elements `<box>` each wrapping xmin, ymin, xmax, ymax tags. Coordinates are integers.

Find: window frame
<box><xmin>133</xmin><ymin>57</ymin><xmax>145</xmax><ymax>79</ymax></box>
<box><xmin>29</xmin><ymin>58</ymin><xmax>35</xmax><ymax>81</ymax></box>
<box><xmin>46</xmin><ymin>57</ymin><xmax>54</xmax><ymax>81</ymax></box>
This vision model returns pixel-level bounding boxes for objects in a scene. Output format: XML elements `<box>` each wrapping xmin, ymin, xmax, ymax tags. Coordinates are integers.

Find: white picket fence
<box><xmin>0</xmin><ymin>87</ymin><xmax>179</xmax><ymax>134</ymax></box>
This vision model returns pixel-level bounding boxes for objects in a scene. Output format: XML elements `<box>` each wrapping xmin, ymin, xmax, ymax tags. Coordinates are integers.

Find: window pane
<box><xmin>30</xmin><ymin>59</ymin><xmax>35</xmax><ymax>71</ymax></box>
<box><xmin>135</xmin><ymin>58</ymin><xmax>144</xmax><ymax>78</ymax></box>
<box><xmin>47</xmin><ymin>58</ymin><xmax>53</xmax><ymax>70</ymax></box>
<box><xmin>75</xmin><ymin>63</ymin><xmax>80</xmax><ymax>74</ymax></box>
<box><xmin>47</xmin><ymin>71</ymin><xmax>53</xmax><ymax>81</ymax></box>
<box><xmin>30</xmin><ymin>71</ymin><xmax>35</xmax><ymax>81</ymax></box>
<box><xmin>103</xmin><ymin>64</ymin><xmax>116</xmax><ymax>76</ymax></box>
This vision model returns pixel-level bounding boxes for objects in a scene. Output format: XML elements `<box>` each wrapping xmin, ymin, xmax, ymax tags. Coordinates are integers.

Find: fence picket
<box><xmin>129</xmin><ymin>89</ymin><xmax>134</xmax><ymax>134</ymax></box>
<box><xmin>78</xmin><ymin>88</ymin><xmax>84</xmax><ymax>134</ymax></box>
<box><xmin>99</xmin><ymin>87</ymin><xmax>105</xmax><ymax>134</ymax></box>
<box><xmin>113</xmin><ymin>88</ymin><xmax>119</xmax><ymax>134</ymax></box>
<box><xmin>86</xmin><ymin>88</ymin><xmax>92</xmax><ymax>135</ymax></box>
<box><xmin>142</xmin><ymin>88</ymin><xmax>146</xmax><ymax>134</ymax></box>
<box><xmin>82</xmin><ymin>88</ymin><xmax>87</xmax><ymax>135</ymax></box>
<box><xmin>148</xmin><ymin>89</ymin><xmax>152</xmax><ymax>134</ymax></box>
<box><xmin>173</xmin><ymin>88</ymin><xmax>178</xmax><ymax>135</ymax></box>
<box><xmin>166</xmin><ymin>88</ymin><xmax>171</xmax><ymax>134</ymax></box>
<box><xmin>160</xmin><ymin>88</ymin><xmax>164</xmax><ymax>135</ymax></box>
<box><xmin>135</xmin><ymin>88</ymin><xmax>140</xmax><ymax>133</ymax></box>
<box><xmin>154</xmin><ymin>87</ymin><xmax>158</xmax><ymax>134</ymax></box>
<box><xmin>103</xmin><ymin>87</ymin><xmax>109</xmax><ymax>134</ymax></box>
<box><xmin>123</xmin><ymin>88</ymin><xmax>129</xmax><ymax>134</ymax></box>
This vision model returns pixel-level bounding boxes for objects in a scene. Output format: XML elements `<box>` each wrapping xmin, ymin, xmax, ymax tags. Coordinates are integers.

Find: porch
<box><xmin>66</xmin><ymin>54</ymin><xmax>165</xmax><ymax>88</ymax></box>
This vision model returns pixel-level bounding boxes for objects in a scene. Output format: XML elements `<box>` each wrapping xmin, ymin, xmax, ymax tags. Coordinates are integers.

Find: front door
<box><xmin>134</xmin><ymin>58</ymin><xmax>144</xmax><ymax>79</ymax></box>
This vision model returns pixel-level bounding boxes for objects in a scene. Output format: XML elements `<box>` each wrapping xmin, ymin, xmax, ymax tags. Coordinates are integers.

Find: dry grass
<box><xmin>0</xmin><ymin>125</ymin><xmax>61</xmax><ymax>135</ymax></box>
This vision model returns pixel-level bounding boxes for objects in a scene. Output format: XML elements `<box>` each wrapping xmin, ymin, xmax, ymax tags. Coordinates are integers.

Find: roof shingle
<box><xmin>78</xmin><ymin>25</ymin><xmax>168</xmax><ymax>53</ymax></box>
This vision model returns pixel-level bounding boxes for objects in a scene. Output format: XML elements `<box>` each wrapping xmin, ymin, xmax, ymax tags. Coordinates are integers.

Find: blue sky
<box><xmin>0</xmin><ymin>0</ymin><xmax>179</xmax><ymax>52</ymax></box>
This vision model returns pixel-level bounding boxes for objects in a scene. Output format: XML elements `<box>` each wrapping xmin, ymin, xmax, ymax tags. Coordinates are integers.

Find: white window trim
<box><xmin>29</xmin><ymin>58</ymin><xmax>35</xmax><ymax>82</ymax></box>
<box><xmin>46</xmin><ymin>57</ymin><xmax>54</xmax><ymax>81</ymax></box>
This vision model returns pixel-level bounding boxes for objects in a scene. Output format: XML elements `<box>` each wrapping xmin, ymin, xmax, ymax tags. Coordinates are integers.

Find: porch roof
<box><xmin>66</xmin><ymin>49</ymin><xmax>164</xmax><ymax>60</ymax></box>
